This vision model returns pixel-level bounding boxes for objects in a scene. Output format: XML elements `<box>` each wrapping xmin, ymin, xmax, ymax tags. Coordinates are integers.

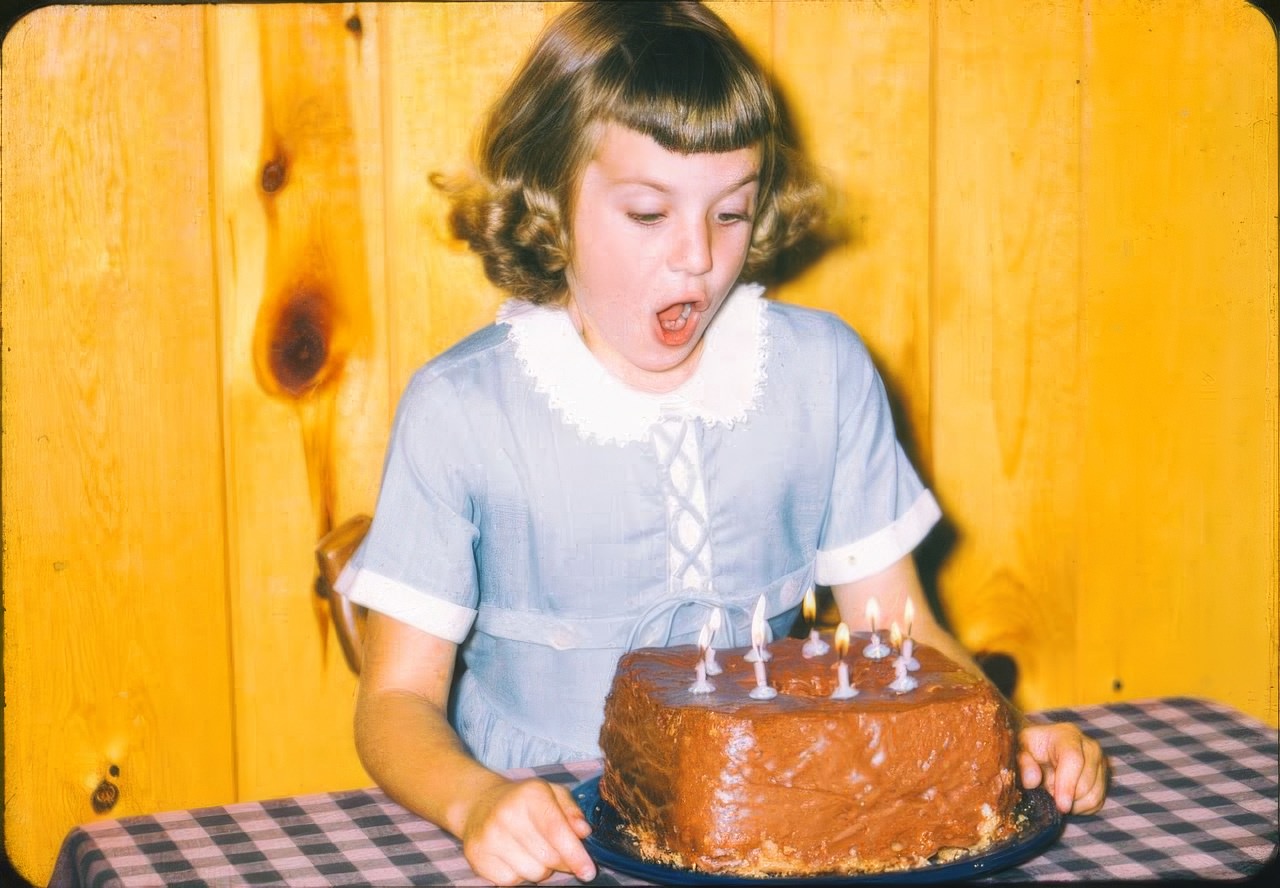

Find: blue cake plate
<box><xmin>572</xmin><ymin>776</ymin><xmax>1063</xmax><ymax>885</ymax></box>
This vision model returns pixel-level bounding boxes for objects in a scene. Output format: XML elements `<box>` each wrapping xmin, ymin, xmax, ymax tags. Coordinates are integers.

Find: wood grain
<box><xmin>379</xmin><ymin>2</ymin><xmax>556</xmax><ymax>389</ymax></box>
<box><xmin>1</xmin><ymin>6</ymin><xmax>234</xmax><ymax>884</ymax></box>
<box><xmin>1076</xmin><ymin>0</ymin><xmax>1278</xmax><ymax>720</ymax></box>
<box><xmin>930</xmin><ymin>0</ymin><xmax>1084</xmax><ymax>712</ymax></box>
<box><xmin>768</xmin><ymin>0</ymin><xmax>934</xmax><ymax>468</ymax></box>
<box><xmin>206</xmin><ymin>1</ymin><xmax>381</xmax><ymax>800</ymax></box>
<box><xmin>2</xmin><ymin>2</ymin><xmax>1276</xmax><ymax>883</ymax></box>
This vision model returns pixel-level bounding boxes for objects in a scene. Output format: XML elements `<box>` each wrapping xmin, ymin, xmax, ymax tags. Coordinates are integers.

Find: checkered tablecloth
<box><xmin>49</xmin><ymin>697</ymin><xmax>1278</xmax><ymax>886</ymax></box>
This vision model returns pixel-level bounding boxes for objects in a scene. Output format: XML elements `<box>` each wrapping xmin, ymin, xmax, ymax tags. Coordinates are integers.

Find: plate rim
<box><xmin>571</xmin><ymin>775</ymin><xmax>1064</xmax><ymax>886</ymax></box>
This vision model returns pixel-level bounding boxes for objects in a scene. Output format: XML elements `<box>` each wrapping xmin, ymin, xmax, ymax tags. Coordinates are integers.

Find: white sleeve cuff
<box><xmin>815</xmin><ymin>490</ymin><xmax>942</xmax><ymax>586</ymax></box>
<box><xmin>336</xmin><ymin>564</ymin><xmax>477</xmax><ymax>644</ymax></box>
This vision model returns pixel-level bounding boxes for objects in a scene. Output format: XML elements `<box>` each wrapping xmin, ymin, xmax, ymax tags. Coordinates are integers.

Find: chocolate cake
<box><xmin>597</xmin><ymin>635</ymin><xmax>1020</xmax><ymax>876</ymax></box>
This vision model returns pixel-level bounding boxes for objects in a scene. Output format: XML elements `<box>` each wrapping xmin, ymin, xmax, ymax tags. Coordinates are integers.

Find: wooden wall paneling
<box><xmin>1</xmin><ymin>13</ymin><xmax>1274</xmax><ymax>888</ymax></box>
<box><xmin>1</xmin><ymin>7</ymin><xmax>234</xmax><ymax>884</ymax></box>
<box><xmin>335</xmin><ymin>2</ymin><xmax>393</xmax><ymax>532</ymax></box>
<box><xmin>930</xmin><ymin>0</ymin><xmax>1084</xmax><ymax>712</ymax></box>
<box><xmin>1078</xmin><ymin>0</ymin><xmax>1278</xmax><ymax>724</ymax></box>
<box><xmin>378</xmin><ymin>2</ymin><xmax>558</xmax><ymax>392</ymax></box>
<box><xmin>707</xmin><ymin>0</ymin><xmax>774</xmax><ymax>79</ymax></box>
<box><xmin>766</xmin><ymin>0</ymin><xmax>935</xmax><ymax>473</ymax></box>
<box><xmin>206</xmin><ymin>1</ymin><xmax>385</xmax><ymax>800</ymax></box>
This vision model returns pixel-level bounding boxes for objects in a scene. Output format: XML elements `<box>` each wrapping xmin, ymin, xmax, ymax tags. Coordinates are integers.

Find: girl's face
<box><xmin>565</xmin><ymin>123</ymin><xmax>761</xmax><ymax>393</ymax></box>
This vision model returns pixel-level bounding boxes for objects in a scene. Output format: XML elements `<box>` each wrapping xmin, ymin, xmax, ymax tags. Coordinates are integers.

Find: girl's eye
<box><xmin>627</xmin><ymin>212</ymin><xmax>665</xmax><ymax>225</ymax></box>
<box><xmin>717</xmin><ymin>211</ymin><xmax>751</xmax><ymax>224</ymax></box>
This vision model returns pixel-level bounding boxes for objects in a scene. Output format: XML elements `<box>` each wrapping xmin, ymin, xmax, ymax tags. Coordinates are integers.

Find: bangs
<box><xmin>592</xmin><ymin>26</ymin><xmax>774</xmax><ymax>154</ymax></box>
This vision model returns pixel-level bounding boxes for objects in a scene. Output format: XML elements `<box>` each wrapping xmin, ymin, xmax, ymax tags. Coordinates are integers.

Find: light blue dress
<box><xmin>337</xmin><ymin>283</ymin><xmax>940</xmax><ymax>769</ymax></box>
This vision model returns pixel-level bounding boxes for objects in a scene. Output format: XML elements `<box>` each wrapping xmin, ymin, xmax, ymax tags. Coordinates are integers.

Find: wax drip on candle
<box><xmin>830</xmin><ymin>622</ymin><xmax>858</xmax><ymax>699</ymax></box>
<box><xmin>898</xmin><ymin>637</ymin><xmax>920</xmax><ymax>671</ymax></box>
<box><xmin>889</xmin><ymin>656</ymin><xmax>918</xmax><ymax>693</ymax></box>
<box><xmin>747</xmin><ymin>597</ymin><xmax>777</xmax><ymax>699</ymax></box>
<box><xmin>689</xmin><ymin>624</ymin><xmax>715</xmax><ymax>694</ymax></box>
<box><xmin>704</xmin><ymin>608</ymin><xmax>723</xmax><ymax>676</ymax></box>
<box><xmin>800</xmin><ymin>587</ymin><xmax>830</xmax><ymax>658</ymax></box>
<box><xmin>743</xmin><ymin>595</ymin><xmax>772</xmax><ymax>662</ymax></box>
<box><xmin>862</xmin><ymin>596</ymin><xmax>891</xmax><ymax>659</ymax></box>
<box><xmin>891</xmin><ymin>619</ymin><xmax>920</xmax><ymax>671</ymax></box>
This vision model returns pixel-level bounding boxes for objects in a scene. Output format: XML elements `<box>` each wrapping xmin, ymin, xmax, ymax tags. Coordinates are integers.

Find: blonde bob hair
<box><xmin>441</xmin><ymin>0</ymin><xmax>826</xmax><ymax>304</ymax></box>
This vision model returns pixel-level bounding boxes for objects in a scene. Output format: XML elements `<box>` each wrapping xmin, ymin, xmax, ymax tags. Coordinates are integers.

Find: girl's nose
<box><xmin>670</xmin><ymin>217</ymin><xmax>713</xmax><ymax>276</ymax></box>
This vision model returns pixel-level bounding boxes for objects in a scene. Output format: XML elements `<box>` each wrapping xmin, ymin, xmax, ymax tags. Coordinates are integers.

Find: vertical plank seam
<box><xmin>1079</xmin><ymin>0</ymin><xmax>1100</xmax><ymax>707</ymax></box>
<box><xmin>1075</xmin><ymin>0</ymin><xmax>1089</xmax><ymax>705</ymax></box>
<box><xmin>374</xmin><ymin>2</ymin><xmax>400</xmax><ymax>422</ymax></box>
<box><xmin>1075</xmin><ymin>0</ymin><xmax>1085</xmax><ymax>711</ymax></box>
<box><xmin>201</xmin><ymin>1</ymin><xmax>242</xmax><ymax>802</ymax></box>
<box><xmin>926</xmin><ymin>0</ymin><xmax>938</xmax><ymax>483</ymax></box>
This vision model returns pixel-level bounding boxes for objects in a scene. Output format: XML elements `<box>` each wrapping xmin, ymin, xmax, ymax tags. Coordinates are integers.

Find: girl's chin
<box><xmin>584</xmin><ymin>331</ymin><xmax>710</xmax><ymax>391</ymax></box>
<box><xmin>630</xmin><ymin>341</ymin><xmax>706</xmax><ymax>381</ymax></box>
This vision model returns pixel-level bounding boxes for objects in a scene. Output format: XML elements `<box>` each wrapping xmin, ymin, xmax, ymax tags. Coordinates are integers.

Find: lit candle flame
<box><xmin>835</xmin><ymin>622</ymin><xmax>850</xmax><ymax>658</ymax></box>
<box><xmin>698</xmin><ymin>623</ymin><xmax>711</xmax><ymax>654</ymax></box>
<box><xmin>866</xmin><ymin>597</ymin><xmax>880</xmax><ymax>633</ymax></box>
<box><xmin>709</xmin><ymin>607</ymin><xmax>722</xmax><ymax>636</ymax></box>
<box><xmin>751</xmin><ymin>595</ymin><xmax>767</xmax><ymax>650</ymax></box>
<box><xmin>802</xmin><ymin>587</ymin><xmax>816</xmax><ymax>624</ymax></box>
<box><xmin>890</xmin><ymin>621</ymin><xmax>902</xmax><ymax>648</ymax></box>
<box><xmin>904</xmin><ymin>599</ymin><xmax>915</xmax><ymax>637</ymax></box>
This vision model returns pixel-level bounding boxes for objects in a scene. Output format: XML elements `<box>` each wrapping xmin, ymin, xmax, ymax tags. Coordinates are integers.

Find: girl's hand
<box><xmin>460</xmin><ymin>777</ymin><xmax>597</xmax><ymax>885</ymax></box>
<box><xmin>1017</xmin><ymin>722</ymin><xmax>1109</xmax><ymax>815</ymax></box>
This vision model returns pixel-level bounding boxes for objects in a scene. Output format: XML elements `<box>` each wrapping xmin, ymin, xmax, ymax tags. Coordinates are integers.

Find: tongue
<box><xmin>657</xmin><ymin>302</ymin><xmax>689</xmax><ymax>323</ymax></box>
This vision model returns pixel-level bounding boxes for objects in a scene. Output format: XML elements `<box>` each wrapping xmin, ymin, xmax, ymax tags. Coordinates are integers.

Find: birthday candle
<box><xmin>747</xmin><ymin>597</ymin><xmax>777</xmax><ymax>700</ymax></box>
<box><xmin>689</xmin><ymin>624</ymin><xmax>715</xmax><ymax>694</ymax></box>
<box><xmin>889</xmin><ymin>657</ymin><xmax>918</xmax><ymax>693</ymax></box>
<box><xmin>862</xmin><ymin>597</ymin><xmax>891</xmax><ymax>659</ymax></box>
<box><xmin>801</xmin><ymin>587</ymin><xmax>830</xmax><ymax>658</ymax></box>
<box><xmin>830</xmin><ymin>622</ymin><xmax>858</xmax><ymax>699</ymax></box>
<box><xmin>743</xmin><ymin>595</ymin><xmax>773</xmax><ymax>662</ymax></box>
<box><xmin>899</xmin><ymin>636</ymin><xmax>920</xmax><ymax>672</ymax></box>
<box><xmin>704</xmin><ymin>608</ymin><xmax>723</xmax><ymax>676</ymax></box>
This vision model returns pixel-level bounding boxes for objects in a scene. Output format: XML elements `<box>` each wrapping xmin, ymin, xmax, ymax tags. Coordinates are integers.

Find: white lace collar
<box><xmin>497</xmin><ymin>282</ymin><xmax>768</xmax><ymax>445</ymax></box>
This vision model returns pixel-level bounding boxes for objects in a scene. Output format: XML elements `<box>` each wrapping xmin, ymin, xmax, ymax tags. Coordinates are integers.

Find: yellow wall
<box><xmin>3</xmin><ymin>2</ymin><xmax>1276</xmax><ymax>884</ymax></box>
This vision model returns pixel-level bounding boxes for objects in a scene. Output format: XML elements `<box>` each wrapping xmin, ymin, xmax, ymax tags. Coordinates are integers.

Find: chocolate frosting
<box><xmin>598</xmin><ymin>636</ymin><xmax>1020</xmax><ymax>876</ymax></box>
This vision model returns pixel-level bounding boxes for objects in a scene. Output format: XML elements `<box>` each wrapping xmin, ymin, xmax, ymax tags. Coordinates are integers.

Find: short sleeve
<box><xmin>335</xmin><ymin>367</ymin><xmax>481</xmax><ymax>643</ymax></box>
<box><xmin>814</xmin><ymin>322</ymin><xmax>941</xmax><ymax>585</ymax></box>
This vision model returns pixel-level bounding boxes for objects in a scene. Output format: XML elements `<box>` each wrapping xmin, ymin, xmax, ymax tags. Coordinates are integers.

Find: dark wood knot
<box><xmin>91</xmin><ymin>777</ymin><xmax>120</xmax><ymax>814</ymax></box>
<box><xmin>268</xmin><ymin>290</ymin><xmax>333</xmax><ymax>396</ymax></box>
<box><xmin>261</xmin><ymin>156</ymin><xmax>287</xmax><ymax>193</ymax></box>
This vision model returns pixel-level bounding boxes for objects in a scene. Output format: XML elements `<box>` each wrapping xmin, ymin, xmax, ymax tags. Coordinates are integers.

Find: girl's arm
<box><xmin>830</xmin><ymin>556</ymin><xmax>1108</xmax><ymax>815</ymax></box>
<box><xmin>354</xmin><ymin>610</ymin><xmax>596</xmax><ymax>885</ymax></box>
<box><xmin>830</xmin><ymin>554</ymin><xmax>979</xmax><ymax>675</ymax></box>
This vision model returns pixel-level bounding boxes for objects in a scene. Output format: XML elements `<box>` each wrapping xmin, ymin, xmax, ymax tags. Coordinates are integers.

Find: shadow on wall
<box><xmin>756</xmin><ymin>69</ymin><xmax>857</xmax><ymax>290</ymax></box>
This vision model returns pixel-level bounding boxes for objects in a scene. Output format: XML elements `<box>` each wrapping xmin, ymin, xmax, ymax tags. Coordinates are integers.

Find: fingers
<box><xmin>1017</xmin><ymin>744</ymin><xmax>1044</xmax><ymax>790</ymax></box>
<box><xmin>1047</xmin><ymin>728</ymin><xmax>1085</xmax><ymax>813</ymax></box>
<box><xmin>1070</xmin><ymin>736</ymin><xmax>1110</xmax><ymax>814</ymax></box>
<box><xmin>550</xmin><ymin>783</ymin><xmax>598</xmax><ymax>873</ymax></box>
<box><xmin>1018</xmin><ymin>723</ymin><xmax>1110</xmax><ymax>816</ymax></box>
<box><xmin>463</xmin><ymin>779</ymin><xmax>596</xmax><ymax>885</ymax></box>
<box><xmin>1022</xmin><ymin>725</ymin><xmax>1072</xmax><ymax>811</ymax></box>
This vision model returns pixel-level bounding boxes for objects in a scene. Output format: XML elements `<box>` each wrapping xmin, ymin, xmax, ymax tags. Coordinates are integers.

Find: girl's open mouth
<box><xmin>655</xmin><ymin>301</ymin><xmax>701</xmax><ymax>348</ymax></box>
<box><xmin>658</xmin><ymin>301</ymin><xmax>693</xmax><ymax>333</ymax></box>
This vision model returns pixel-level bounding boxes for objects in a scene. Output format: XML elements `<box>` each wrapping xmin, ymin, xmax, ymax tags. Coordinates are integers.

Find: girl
<box><xmin>339</xmin><ymin>3</ymin><xmax>1108</xmax><ymax>884</ymax></box>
